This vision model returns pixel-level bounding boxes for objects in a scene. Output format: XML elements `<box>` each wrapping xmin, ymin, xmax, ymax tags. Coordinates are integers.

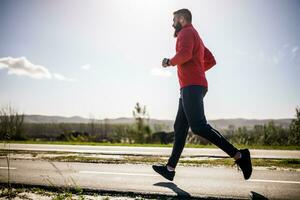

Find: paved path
<box><xmin>0</xmin><ymin>159</ymin><xmax>299</xmax><ymax>199</ymax></box>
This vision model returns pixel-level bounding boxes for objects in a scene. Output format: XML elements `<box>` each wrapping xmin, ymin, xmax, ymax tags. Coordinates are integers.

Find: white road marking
<box><xmin>79</xmin><ymin>170</ymin><xmax>160</xmax><ymax>177</ymax></box>
<box><xmin>0</xmin><ymin>167</ymin><xmax>16</xmax><ymax>170</ymax></box>
<box><xmin>248</xmin><ymin>179</ymin><xmax>300</xmax><ymax>184</ymax></box>
<box><xmin>80</xmin><ymin>171</ymin><xmax>300</xmax><ymax>184</ymax></box>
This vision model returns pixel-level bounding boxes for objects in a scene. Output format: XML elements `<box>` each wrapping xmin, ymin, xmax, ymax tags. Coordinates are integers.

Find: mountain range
<box><xmin>23</xmin><ymin>115</ymin><xmax>293</xmax><ymax>131</ymax></box>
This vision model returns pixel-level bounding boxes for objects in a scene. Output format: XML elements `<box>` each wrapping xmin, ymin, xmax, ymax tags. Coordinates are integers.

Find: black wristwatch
<box><xmin>163</xmin><ymin>58</ymin><xmax>170</xmax><ymax>66</ymax></box>
<box><xmin>167</xmin><ymin>59</ymin><xmax>171</xmax><ymax>66</ymax></box>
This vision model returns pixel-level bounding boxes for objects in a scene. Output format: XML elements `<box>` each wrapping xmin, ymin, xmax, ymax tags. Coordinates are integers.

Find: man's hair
<box><xmin>173</xmin><ymin>8</ymin><xmax>192</xmax><ymax>23</ymax></box>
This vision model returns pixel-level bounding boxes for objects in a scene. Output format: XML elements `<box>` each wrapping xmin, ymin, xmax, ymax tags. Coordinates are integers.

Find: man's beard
<box><xmin>173</xmin><ymin>23</ymin><xmax>182</xmax><ymax>37</ymax></box>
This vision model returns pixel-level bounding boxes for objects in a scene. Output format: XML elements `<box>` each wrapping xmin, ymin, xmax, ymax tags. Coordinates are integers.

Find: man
<box><xmin>152</xmin><ymin>8</ymin><xmax>252</xmax><ymax>181</ymax></box>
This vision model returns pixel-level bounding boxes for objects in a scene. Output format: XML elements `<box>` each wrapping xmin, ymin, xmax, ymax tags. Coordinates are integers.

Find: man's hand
<box><xmin>162</xmin><ymin>58</ymin><xmax>171</xmax><ymax>67</ymax></box>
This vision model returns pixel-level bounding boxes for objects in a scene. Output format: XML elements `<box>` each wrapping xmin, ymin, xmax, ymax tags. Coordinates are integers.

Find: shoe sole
<box><xmin>242</xmin><ymin>149</ymin><xmax>252</xmax><ymax>180</ymax></box>
<box><xmin>152</xmin><ymin>166</ymin><xmax>174</xmax><ymax>181</ymax></box>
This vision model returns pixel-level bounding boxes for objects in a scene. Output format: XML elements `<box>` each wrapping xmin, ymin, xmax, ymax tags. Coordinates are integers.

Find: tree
<box><xmin>132</xmin><ymin>102</ymin><xmax>151</xmax><ymax>143</ymax></box>
<box><xmin>0</xmin><ymin>103</ymin><xmax>25</xmax><ymax>195</ymax></box>
<box><xmin>88</xmin><ymin>114</ymin><xmax>96</xmax><ymax>136</ymax></box>
<box><xmin>289</xmin><ymin>107</ymin><xmax>300</xmax><ymax>145</ymax></box>
<box><xmin>0</xmin><ymin>104</ymin><xmax>25</xmax><ymax>140</ymax></box>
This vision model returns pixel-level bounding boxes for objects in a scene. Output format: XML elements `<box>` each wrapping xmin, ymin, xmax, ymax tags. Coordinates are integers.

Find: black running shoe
<box><xmin>234</xmin><ymin>149</ymin><xmax>252</xmax><ymax>180</ymax></box>
<box><xmin>152</xmin><ymin>164</ymin><xmax>175</xmax><ymax>181</ymax></box>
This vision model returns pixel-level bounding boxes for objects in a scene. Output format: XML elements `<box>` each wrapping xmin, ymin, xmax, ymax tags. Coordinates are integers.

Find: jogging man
<box><xmin>152</xmin><ymin>8</ymin><xmax>252</xmax><ymax>181</ymax></box>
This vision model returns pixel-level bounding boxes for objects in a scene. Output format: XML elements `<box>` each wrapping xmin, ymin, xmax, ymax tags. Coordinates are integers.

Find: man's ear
<box><xmin>179</xmin><ymin>16</ymin><xmax>184</xmax><ymax>23</ymax></box>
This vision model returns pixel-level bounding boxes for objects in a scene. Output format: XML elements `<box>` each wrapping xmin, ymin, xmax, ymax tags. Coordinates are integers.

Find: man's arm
<box><xmin>169</xmin><ymin>30</ymin><xmax>194</xmax><ymax>66</ymax></box>
<box><xmin>203</xmin><ymin>46</ymin><xmax>216</xmax><ymax>71</ymax></box>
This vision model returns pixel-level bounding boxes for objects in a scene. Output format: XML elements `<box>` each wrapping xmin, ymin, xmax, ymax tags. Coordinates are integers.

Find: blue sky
<box><xmin>0</xmin><ymin>0</ymin><xmax>299</xmax><ymax>120</ymax></box>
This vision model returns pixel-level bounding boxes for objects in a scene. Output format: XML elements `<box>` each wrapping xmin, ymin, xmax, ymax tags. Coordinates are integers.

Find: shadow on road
<box><xmin>153</xmin><ymin>182</ymin><xmax>191</xmax><ymax>197</ymax></box>
<box><xmin>250</xmin><ymin>191</ymin><xmax>269</xmax><ymax>200</ymax></box>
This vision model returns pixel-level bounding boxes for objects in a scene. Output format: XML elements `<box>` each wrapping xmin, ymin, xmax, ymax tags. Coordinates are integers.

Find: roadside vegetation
<box><xmin>1</xmin><ymin>103</ymin><xmax>300</xmax><ymax>150</ymax></box>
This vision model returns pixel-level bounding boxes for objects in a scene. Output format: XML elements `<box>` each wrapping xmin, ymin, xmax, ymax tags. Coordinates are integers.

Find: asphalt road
<box><xmin>0</xmin><ymin>159</ymin><xmax>299</xmax><ymax>199</ymax></box>
<box><xmin>1</xmin><ymin>143</ymin><xmax>299</xmax><ymax>159</ymax></box>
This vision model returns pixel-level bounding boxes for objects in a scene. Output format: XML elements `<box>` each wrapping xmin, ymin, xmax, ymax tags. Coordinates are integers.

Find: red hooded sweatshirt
<box><xmin>169</xmin><ymin>23</ymin><xmax>216</xmax><ymax>90</ymax></box>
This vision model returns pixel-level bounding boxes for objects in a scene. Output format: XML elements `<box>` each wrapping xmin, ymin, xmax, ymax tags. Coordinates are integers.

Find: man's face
<box><xmin>172</xmin><ymin>14</ymin><xmax>183</xmax><ymax>37</ymax></box>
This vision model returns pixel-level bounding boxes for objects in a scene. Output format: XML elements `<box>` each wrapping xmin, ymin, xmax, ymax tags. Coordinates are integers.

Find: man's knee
<box><xmin>191</xmin><ymin>123</ymin><xmax>225</xmax><ymax>139</ymax></box>
<box><xmin>174</xmin><ymin>121</ymin><xmax>188</xmax><ymax>133</ymax></box>
<box><xmin>190</xmin><ymin>123</ymin><xmax>211</xmax><ymax>136</ymax></box>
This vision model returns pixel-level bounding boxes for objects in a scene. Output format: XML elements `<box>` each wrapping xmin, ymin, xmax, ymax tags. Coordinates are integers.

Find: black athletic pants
<box><xmin>166</xmin><ymin>85</ymin><xmax>239</xmax><ymax>168</ymax></box>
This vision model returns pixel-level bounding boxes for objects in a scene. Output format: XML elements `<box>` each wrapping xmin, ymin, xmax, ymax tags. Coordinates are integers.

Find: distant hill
<box><xmin>23</xmin><ymin>115</ymin><xmax>293</xmax><ymax>131</ymax></box>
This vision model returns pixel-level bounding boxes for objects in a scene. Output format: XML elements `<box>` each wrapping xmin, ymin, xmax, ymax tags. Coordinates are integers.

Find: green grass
<box><xmin>181</xmin><ymin>158</ymin><xmax>300</xmax><ymax>169</ymax></box>
<box><xmin>8</xmin><ymin>140</ymin><xmax>300</xmax><ymax>150</ymax></box>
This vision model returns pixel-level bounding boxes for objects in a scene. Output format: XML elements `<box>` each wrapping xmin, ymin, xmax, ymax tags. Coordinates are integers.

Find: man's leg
<box><xmin>181</xmin><ymin>85</ymin><xmax>239</xmax><ymax>158</ymax></box>
<box><xmin>166</xmin><ymin>97</ymin><xmax>190</xmax><ymax>169</ymax></box>
<box><xmin>152</xmin><ymin>93</ymin><xmax>189</xmax><ymax>181</ymax></box>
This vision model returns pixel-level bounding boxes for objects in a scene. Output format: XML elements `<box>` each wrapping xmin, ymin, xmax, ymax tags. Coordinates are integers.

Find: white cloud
<box><xmin>0</xmin><ymin>56</ymin><xmax>75</xmax><ymax>82</ymax></box>
<box><xmin>292</xmin><ymin>46</ymin><xmax>299</xmax><ymax>53</ymax></box>
<box><xmin>53</xmin><ymin>73</ymin><xmax>76</xmax><ymax>82</ymax></box>
<box><xmin>150</xmin><ymin>67</ymin><xmax>172</xmax><ymax>77</ymax></box>
<box><xmin>289</xmin><ymin>46</ymin><xmax>299</xmax><ymax>61</ymax></box>
<box><xmin>236</xmin><ymin>44</ymin><xmax>300</xmax><ymax>65</ymax></box>
<box><xmin>81</xmin><ymin>64</ymin><xmax>91</xmax><ymax>70</ymax></box>
<box><xmin>0</xmin><ymin>56</ymin><xmax>52</xmax><ymax>79</ymax></box>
